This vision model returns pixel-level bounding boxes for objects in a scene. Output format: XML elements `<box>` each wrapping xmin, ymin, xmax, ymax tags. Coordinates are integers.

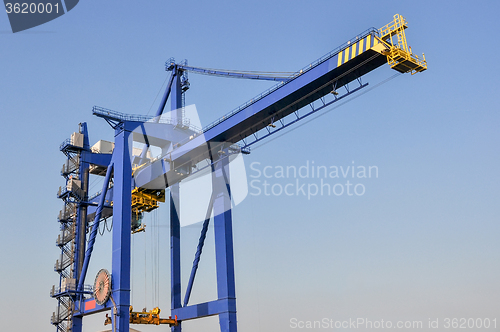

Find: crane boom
<box><xmin>131</xmin><ymin>15</ymin><xmax>426</xmax><ymax>190</ymax></box>
<box><xmin>133</xmin><ymin>31</ymin><xmax>386</xmax><ymax>189</ymax></box>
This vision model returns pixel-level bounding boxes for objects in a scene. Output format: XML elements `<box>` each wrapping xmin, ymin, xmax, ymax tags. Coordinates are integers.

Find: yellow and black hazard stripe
<box><xmin>337</xmin><ymin>34</ymin><xmax>385</xmax><ymax>67</ymax></box>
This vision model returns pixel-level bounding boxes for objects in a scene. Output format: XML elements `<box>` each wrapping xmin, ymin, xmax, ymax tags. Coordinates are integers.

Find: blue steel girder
<box><xmin>75</xmin><ymin>298</ymin><xmax>109</xmax><ymax>316</ymax></box>
<box><xmin>81</xmin><ymin>151</ymin><xmax>112</xmax><ymax>168</ymax></box>
<box><xmin>181</xmin><ymin>49</ymin><xmax>385</xmax><ymax>155</ymax></box>
<box><xmin>241</xmin><ymin>81</ymin><xmax>369</xmax><ymax>149</ymax></box>
<box><xmin>110</xmin><ymin>124</ymin><xmax>133</xmax><ymax>332</ymax></box>
<box><xmin>212</xmin><ymin>154</ymin><xmax>237</xmax><ymax>332</ymax></box>
<box><xmin>172</xmin><ymin>298</ymin><xmax>237</xmax><ymax>321</ymax></box>
<box><xmin>170</xmin><ymin>71</ymin><xmax>183</xmax><ymax>332</ymax></box>
<box><xmin>170</xmin><ymin>182</ymin><xmax>182</xmax><ymax>332</ymax></box>
<box><xmin>132</xmin><ymin>122</ymin><xmax>198</xmax><ymax>148</ymax></box>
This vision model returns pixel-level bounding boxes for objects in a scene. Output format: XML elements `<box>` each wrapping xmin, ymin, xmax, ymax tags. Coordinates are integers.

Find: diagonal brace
<box><xmin>77</xmin><ymin>162</ymin><xmax>114</xmax><ymax>292</ymax></box>
<box><xmin>183</xmin><ymin>191</ymin><xmax>216</xmax><ymax>306</ymax></box>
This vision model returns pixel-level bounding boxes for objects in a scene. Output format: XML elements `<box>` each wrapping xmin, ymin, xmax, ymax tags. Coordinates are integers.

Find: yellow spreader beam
<box><xmin>105</xmin><ymin>306</ymin><xmax>178</xmax><ymax>326</ymax></box>
<box><xmin>130</xmin><ymin>187</ymin><xmax>165</xmax><ymax>234</ymax></box>
<box><xmin>131</xmin><ymin>187</ymin><xmax>165</xmax><ymax>213</ymax></box>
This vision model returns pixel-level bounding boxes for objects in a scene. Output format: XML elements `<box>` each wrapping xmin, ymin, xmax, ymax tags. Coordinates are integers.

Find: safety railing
<box><xmin>51</xmin><ymin>300</ymin><xmax>72</xmax><ymax>324</ymax></box>
<box><xmin>53</xmin><ymin>320</ymin><xmax>69</xmax><ymax>332</ymax></box>
<box><xmin>59</xmin><ymin>137</ymin><xmax>84</xmax><ymax>151</ymax></box>
<box><xmin>51</xmin><ymin>283</ymin><xmax>93</xmax><ymax>297</ymax></box>
<box><xmin>386</xmin><ymin>47</ymin><xmax>427</xmax><ymax>74</ymax></box>
<box><xmin>88</xmin><ymin>184</ymin><xmax>115</xmax><ymax>202</ymax></box>
<box><xmin>92</xmin><ymin>106</ymin><xmax>202</xmax><ymax>133</ymax></box>
<box><xmin>54</xmin><ymin>253</ymin><xmax>74</xmax><ymax>271</ymax></box>
<box><xmin>56</xmin><ymin>224</ymin><xmax>75</xmax><ymax>246</ymax></box>
<box><xmin>59</xmin><ymin>138</ymin><xmax>73</xmax><ymax>151</ymax></box>
<box><xmin>61</xmin><ymin>156</ymin><xmax>79</xmax><ymax>175</ymax></box>
<box><xmin>379</xmin><ymin>14</ymin><xmax>408</xmax><ymax>40</ymax></box>
<box><xmin>58</xmin><ymin>203</ymin><xmax>77</xmax><ymax>222</ymax></box>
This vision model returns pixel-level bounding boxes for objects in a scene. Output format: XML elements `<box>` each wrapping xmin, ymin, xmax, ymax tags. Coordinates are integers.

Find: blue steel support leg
<box><xmin>73</xmin><ymin>122</ymin><xmax>90</xmax><ymax>332</ymax></box>
<box><xmin>72</xmin><ymin>314</ymin><xmax>82</xmax><ymax>332</ymax></box>
<box><xmin>111</xmin><ymin>126</ymin><xmax>132</xmax><ymax>332</ymax></box>
<box><xmin>212</xmin><ymin>155</ymin><xmax>237</xmax><ymax>332</ymax></box>
<box><xmin>170</xmin><ymin>65</ymin><xmax>183</xmax><ymax>332</ymax></box>
<box><xmin>170</xmin><ymin>183</ymin><xmax>182</xmax><ymax>332</ymax></box>
<box><xmin>171</xmin><ymin>66</ymin><xmax>183</xmax><ymax>125</ymax></box>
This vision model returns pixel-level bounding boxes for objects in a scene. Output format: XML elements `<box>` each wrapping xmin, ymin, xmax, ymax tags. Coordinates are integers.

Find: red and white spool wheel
<box><xmin>93</xmin><ymin>269</ymin><xmax>111</xmax><ymax>305</ymax></box>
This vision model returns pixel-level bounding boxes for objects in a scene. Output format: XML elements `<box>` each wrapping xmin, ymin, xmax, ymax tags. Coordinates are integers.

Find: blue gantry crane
<box><xmin>51</xmin><ymin>14</ymin><xmax>426</xmax><ymax>332</ymax></box>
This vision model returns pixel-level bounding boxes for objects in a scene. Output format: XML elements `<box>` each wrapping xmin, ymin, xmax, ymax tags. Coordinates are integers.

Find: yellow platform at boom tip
<box><xmin>378</xmin><ymin>14</ymin><xmax>427</xmax><ymax>74</ymax></box>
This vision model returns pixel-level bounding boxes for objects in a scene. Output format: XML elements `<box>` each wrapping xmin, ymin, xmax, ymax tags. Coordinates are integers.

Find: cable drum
<box><xmin>93</xmin><ymin>269</ymin><xmax>112</xmax><ymax>305</ymax></box>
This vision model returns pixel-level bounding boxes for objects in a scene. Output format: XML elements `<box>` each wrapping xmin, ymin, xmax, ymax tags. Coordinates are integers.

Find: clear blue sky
<box><xmin>1</xmin><ymin>1</ymin><xmax>499</xmax><ymax>332</ymax></box>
